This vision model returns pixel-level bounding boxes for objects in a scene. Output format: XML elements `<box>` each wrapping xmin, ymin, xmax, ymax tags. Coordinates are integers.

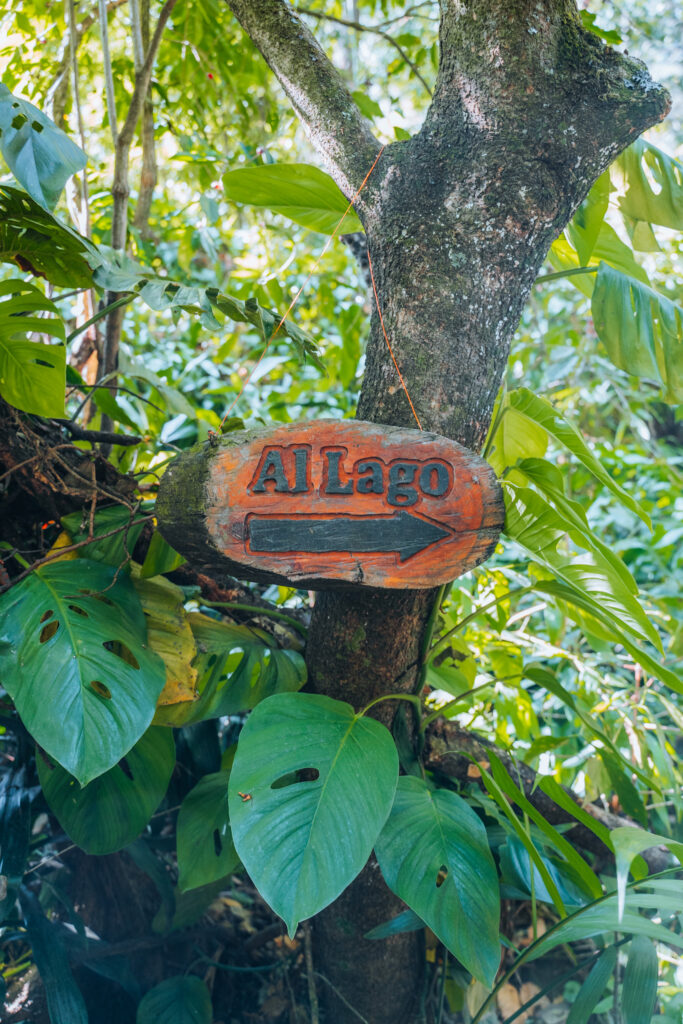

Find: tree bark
<box><xmin>222</xmin><ymin>2</ymin><xmax>670</xmax><ymax>1020</ymax></box>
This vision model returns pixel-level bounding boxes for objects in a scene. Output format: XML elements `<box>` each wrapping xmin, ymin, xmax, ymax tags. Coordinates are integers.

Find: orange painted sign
<box><xmin>158</xmin><ymin>420</ymin><xmax>503</xmax><ymax>590</ymax></box>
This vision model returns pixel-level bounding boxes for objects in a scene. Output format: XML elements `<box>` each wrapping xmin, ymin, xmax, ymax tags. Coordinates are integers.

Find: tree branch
<box><xmin>100</xmin><ymin>0</ymin><xmax>178</xmax><ymax>435</ymax></box>
<box><xmin>223</xmin><ymin>0</ymin><xmax>381</xmax><ymax>200</ymax></box>
<box><xmin>296</xmin><ymin>7</ymin><xmax>433</xmax><ymax>98</ymax></box>
<box><xmin>423</xmin><ymin>718</ymin><xmax>671</xmax><ymax>874</ymax></box>
<box><xmin>132</xmin><ymin>0</ymin><xmax>158</xmax><ymax>237</ymax></box>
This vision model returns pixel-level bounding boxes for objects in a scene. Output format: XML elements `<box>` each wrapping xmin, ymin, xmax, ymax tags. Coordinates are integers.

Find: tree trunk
<box><xmin>220</xmin><ymin>1</ymin><xmax>670</xmax><ymax>1019</ymax></box>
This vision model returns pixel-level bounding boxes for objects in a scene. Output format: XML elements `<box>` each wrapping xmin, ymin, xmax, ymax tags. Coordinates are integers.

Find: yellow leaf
<box><xmin>130</xmin><ymin>567</ymin><xmax>198</xmax><ymax>710</ymax></box>
<box><xmin>46</xmin><ymin>529</ymin><xmax>77</xmax><ymax>561</ymax></box>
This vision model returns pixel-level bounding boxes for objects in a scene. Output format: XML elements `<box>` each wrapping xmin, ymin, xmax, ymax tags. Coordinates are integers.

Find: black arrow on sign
<box><xmin>247</xmin><ymin>511</ymin><xmax>453</xmax><ymax>562</ymax></box>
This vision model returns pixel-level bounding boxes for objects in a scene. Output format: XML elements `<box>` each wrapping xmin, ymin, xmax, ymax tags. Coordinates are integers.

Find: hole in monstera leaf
<box><xmin>435</xmin><ymin>865</ymin><xmax>448</xmax><ymax>888</ymax></box>
<box><xmin>81</xmin><ymin>589</ymin><xmax>115</xmax><ymax>607</ymax></box>
<box><xmin>90</xmin><ymin>680</ymin><xmax>112</xmax><ymax>699</ymax></box>
<box><xmin>271</xmin><ymin>767</ymin><xmax>320</xmax><ymax>790</ymax></box>
<box><xmin>40</xmin><ymin>610</ymin><xmax>53</xmax><ymax>623</ymax></box>
<box><xmin>103</xmin><ymin>641</ymin><xmax>140</xmax><ymax>670</ymax></box>
<box><xmin>213</xmin><ymin>829</ymin><xmax>222</xmax><ymax>856</ymax></box>
<box><xmin>68</xmin><ymin>604</ymin><xmax>89</xmax><ymax>617</ymax></box>
<box><xmin>119</xmin><ymin>757</ymin><xmax>134</xmax><ymax>780</ymax></box>
<box><xmin>39</xmin><ymin>620</ymin><xmax>60</xmax><ymax>643</ymax></box>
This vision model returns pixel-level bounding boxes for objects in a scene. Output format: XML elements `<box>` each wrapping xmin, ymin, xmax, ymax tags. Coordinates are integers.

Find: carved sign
<box><xmin>156</xmin><ymin>420</ymin><xmax>504</xmax><ymax>590</ymax></box>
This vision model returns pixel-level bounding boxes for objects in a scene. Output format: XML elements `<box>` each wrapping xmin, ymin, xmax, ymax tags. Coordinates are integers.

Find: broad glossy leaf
<box><xmin>136</xmin><ymin>976</ymin><xmax>212</xmax><ymax>1024</ymax></box>
<box><xmin>0</xmin><ymin>84</ymin><xmax>86</xmax><ymax>209</ymax></box>
<box><xmin>615</xmin><ymin>139</ymin><xmax>683</xmax><ymax>231</ymax></box>
<box><xmin>507</xmin><ymin>388</ymin><xmax>649</xmax><ymax>525</ymax></box>
<box><xmin>375</xmin><ymin>776</ymin><xmax>500</xmax><ymax>986</ymax></box>
<box><xmin>21</xmin><ymin>889</ymin><xmax>88</xmax><ymax>1024</ymax></box>
<box><xmin>0</xmin><ymin>560</ymin><xmax>166</xmax><ymax>784</ymax></box>
<box><xmin>222</xmin><ymin>163</ymin><xmax>363</xmax><ymax>234</ymax></box>
<box><xmin>0</xmin><ymin>279</ymin><xmax>65</xmax><ymax>417</ymax></box>
<box><xmin>228</xmin><ymin>693</ymin><xmax>398</xmax><ymax>934</ymax></box>
<box><xmin>140</xmin><ymin>532</ymin><xmax>185</xmax><ymax>578</ymax></box>
<box><xmin>61</xmin><ymin>506</ymin><xmax>147</xmax><ymax>567</ymax></box>
<box><xmin>622</xmin><ymin>936</ymin><xmax>658</xmax><ymax>1024</ymax></box>
<box><xmin>592</xmin><ymin>263</ymin><xmax>683</xmax><ymax>403</ymax></box>
<box><xmin>177</xmin><ymin>771</ymin><xmax>238</xmax><ymax>892</ymax></box>
<box><xmin>364</xmin><ymin>908</ymin><xmax>425</xmax><ymax>940</ymax></box>
<box><xmin>611</xmin><ymin>826</ymin><xmax>683</xmax><ymax>920</ymax></box>
<box><xmin>566</xmin><ymin>946</ymin><xmax>617</xmax><ymax>1024</ymax></box>
<box><xmin>37</xmin><ymin>728</ymin><xmax>175</xmax><ymax>855</ymax></box>
<box><xmin>0</xmin><ymin>185</ymin><xmax>94</xmax><ymax>287</ymax></box>
<box><xmin>155</xmin><ymin>612</ymin><xmax>306</xmax><ymax>726</ymax></box>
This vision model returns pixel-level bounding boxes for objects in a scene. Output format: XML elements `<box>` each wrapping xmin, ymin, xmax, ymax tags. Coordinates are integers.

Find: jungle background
<box><xmin>0</xmin><ymin>0</ymin><xmax>682</xmax><ymax>1022</ymax></box>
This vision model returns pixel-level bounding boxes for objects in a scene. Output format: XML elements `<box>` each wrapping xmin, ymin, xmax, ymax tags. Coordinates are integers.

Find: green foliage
<box><xmin>222</xmin><ymin>163</ymin><xmax>363</xmax><ymax>234</ymax></box>
<box><xmin>154</xmin><ymin>612</ymin><xmax>306</xmax><ymax>725</ymax></box>
<box><xmin>176</xmin><ymin>770</ymin><xmax>238</xmax><ymax>892</ymax></box>
<box><xmin>136</xmin><ymin>976</ymin><xmax>212</xmax><ymax>1024</ymax></box>
<box><xmin>0</xmin><ymin>83</ymin><xmax>86</xmax><ymax>209</ymax></box>
<box><xmin>37</xmin><ymin>728</ymin><xmax>175</xmax><ymax>855</ymax></box>
<box><xmin>0</xmin><ymin>185</ymin><xmax>94</xmax><ymax>287</ymax></box>
<box><xmin>566</xmin><ymin>947</ymin><xmax>617</xmax><ymax>1024</ymax></box>
<box><xmin>592</xmin><ymin>263</ymin><xmax>683</xmax><ymax>402</ymax></box>
<box><xmin>0</xmin><ymin>560</ymin><xmax>166</xmax><ymax>784</ymax></box>
<box><xmin>374</xmin><ymin>776</ymin><xmax>500</xmax><ymax>986</ymax></box>
<box><xmin>228</xmin><ymin>693</ymin><xmax>398</xmax><ymax>934</ymax></box>
<box><xmin>21</xmin><ymin>889</ymin><xmax>88</xmax><ymax>1024</ymax></box>
<box><xmin>622</xmin><ymin>936</ymin><xmax>659</xmax><ymax>1024</ymax></box>
<box><xmin>0</xmin><ymin>278</ymin><xmax>65</xmax><ymax>417</ymax></box>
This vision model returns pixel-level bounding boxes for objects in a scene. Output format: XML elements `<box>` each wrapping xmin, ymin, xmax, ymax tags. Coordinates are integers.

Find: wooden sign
<box><xmin>156</xmin><ymin>420</ymin><xmax>504</xmax><ymax>590</ymax></box>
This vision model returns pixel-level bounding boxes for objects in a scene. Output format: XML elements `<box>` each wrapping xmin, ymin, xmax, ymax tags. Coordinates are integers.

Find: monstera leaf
<box><xmin>375</xmin><ymin>776</ymin><xmax>500</xmax><ymax>986</ymax></box>
<box><xmin>38</xmin><ymin>727</ymin><xmax>175</xmax><ymax>854</ymax></box>
<box><xmin>228</xmin><ymin>693</ymin><xmax>398</xmax><ymax>934</ymax></box>
<box><xmin>0</xmin><ymin>279</ymin><xmax>65</xmax><ymax>417</ymax></box>
<box><xmin>0</xmin><ymin>560</ymin><xmax>166</xmax><ymax>784</ymax></box>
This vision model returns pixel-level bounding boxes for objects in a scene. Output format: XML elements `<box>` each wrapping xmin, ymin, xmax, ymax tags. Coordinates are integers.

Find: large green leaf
<box><xmin>374</xmin><ymin>776</ymin><xmax>500</xmax><ymax>986</ymax></box>
<box><xmin>506</xmin><ymin>388</ymin><xmax>649</xmax><ymax>525</ymax></box>
<box><xmin>592</xmin><ymin>262</ymin><xmax>683</xmax><ymax>403</ymax></box>
<box><xmin>222</xmin><ymin>163</ymin><xmax>363</xmax><ymax>234</ymax></box>
<box><xmin>136</xmin><ymin>976</ymin><xmax>212</xmax><ymax>1024</ymax></box>
<box><xmin>228</xmin><ymin>693</ymin><xmax>398</xmax><ymax>934</ymax></box>
<box><xmin>0</xmin><ymin>84</ymin><xmax>87</xmax><ymax>209</ymax></box>
<box><xmin>155</xmin><ymin>612</ymin><xmax>306</xmax><ymax>726</ymax></box>
<box><xmin>622</xmin><ymin>935</ymin><xmax>658</xmax><ymax>1024</ymax></box>
<box><xmin>0</xmin><ymin>560</ymin><xmax>166</xmax><ymax>785</ymax></box>
<box><xmin>0</xmin><ymin>185</ymin><xmax>95</xmax><ymax>287</ymax></box>
<box><xmin>176</xmin><ymin>771</ymin><xmax>239</xmax><ymax>892</ymax></box>
<box><xmin>615</xmin><ymin>138</ymin><xmax>683</xmax><ymax>232</ymax></box>
<box><xmin>37</xmin><ymin>728</ymin><xmax>175</xmax><ymax>855</ymax></box>
<box><xmin>0</xmin><ymin>279</ymin><xmax>65</xmax><ymax>417</ymax></box>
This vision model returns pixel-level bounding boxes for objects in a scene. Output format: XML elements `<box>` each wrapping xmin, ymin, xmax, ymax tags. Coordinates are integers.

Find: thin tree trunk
<box><xmin>220</xmin><ymin>1</ymin><xmax>670</xmax><ymax>1019</ymax></box>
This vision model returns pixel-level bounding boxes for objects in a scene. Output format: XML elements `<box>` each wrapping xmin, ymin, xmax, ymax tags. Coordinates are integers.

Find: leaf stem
<box><xmin>534</xmin><ymin>265</ymin><xmax>598</xmax><ymax>284</ymax></box>
<box><xmin>199</xmin><ymin>599</ymin><xmax>308</xmax><ymax>637</ymax></box>
<box><xmin>67</xmin><ymin>294</ymin><xmax>133</xmax><ymax>343</ymax></box>
<box><xmin>359</xmin><ymin>693</ymin><xmax>422</xmax><ymax>718</ymax></box>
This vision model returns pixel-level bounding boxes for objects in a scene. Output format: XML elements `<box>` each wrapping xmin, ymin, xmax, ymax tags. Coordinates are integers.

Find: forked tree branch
<box><xmin>223</xmin><ymin>0</ymin><xmax>381</xmax><ymax>200</ymax></box>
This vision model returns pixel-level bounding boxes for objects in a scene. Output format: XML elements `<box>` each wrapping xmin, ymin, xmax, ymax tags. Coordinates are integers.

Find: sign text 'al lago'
<box><xmin>156</xmin><ymin>420</ymin><xmax>504</xmax><ymax>590</ymax></box>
